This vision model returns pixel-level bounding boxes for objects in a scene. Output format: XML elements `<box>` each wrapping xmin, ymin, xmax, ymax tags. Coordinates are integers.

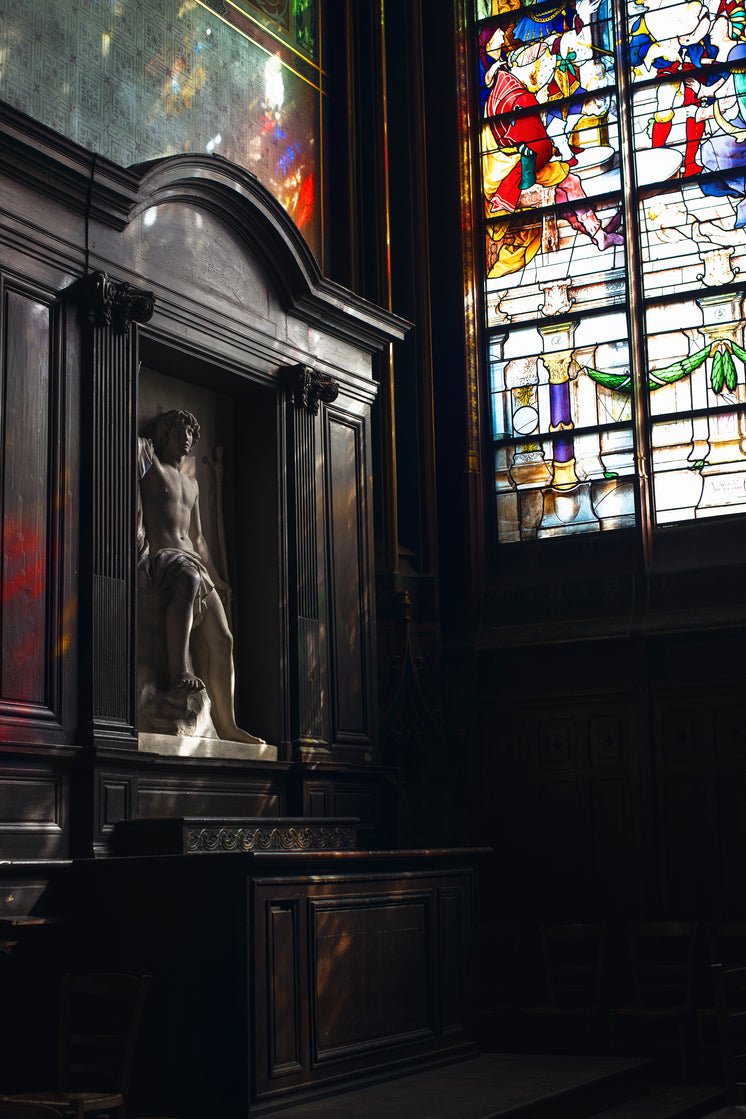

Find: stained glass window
<box><xmin>0</xmin><ymin>0</ymin><xmax>327</xmax><ymax>264</ymax></box>
<box><xmin>474</xmin><ymin>0</ymin><xmax>746</xmax><ymax>542</ymax></box>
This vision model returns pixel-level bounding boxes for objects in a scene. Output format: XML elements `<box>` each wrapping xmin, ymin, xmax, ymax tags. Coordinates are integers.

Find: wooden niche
<box><xmin>0</xmin><ymin>112</ymin><xmax>407</xmax><ymax>858</ymax></box>
<box><xmin>75</xmin><ymin>153</ymin><xmax>409</xmax><ymax>843</ymax></box>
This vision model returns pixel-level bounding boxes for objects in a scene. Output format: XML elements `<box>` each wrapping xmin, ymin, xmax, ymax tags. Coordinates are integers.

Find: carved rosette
<box><xmin>283</xmin><ymin>363</ymin><xmax>339</xmax><ymax>415</ymax></box>
<box><xmin>85</xmin><ymin>271</ymin><xmax>155</xmax><ymax>333</ymax></box>
<box><xmin>184</xmin><ymin>824</ymin><xmax>357</xmax><ymax>853</ymax></box>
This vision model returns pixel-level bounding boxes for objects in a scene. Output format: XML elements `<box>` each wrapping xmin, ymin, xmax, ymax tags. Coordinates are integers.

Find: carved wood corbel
<box><xmin>283</xmin><ymin>364</ymin><xmax>339</xmax><ymax>415</ymax></box>
<box><xmin>85</xmin><ymin>271</ymin><xmax>155</xmax><ymax>333</ymax></box>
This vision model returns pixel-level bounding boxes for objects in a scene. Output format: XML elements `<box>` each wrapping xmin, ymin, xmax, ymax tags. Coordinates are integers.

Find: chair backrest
<box><xmin>708</xmin><ymin>923</ymin><xmax>746</xmax><ymax>967</ymax></box>
<box><xmin>712</xmin><ymin>962</ymin><xmax>746</xmax><ymax>1105</ymax></box>
<box><xmin>58</xmin><ymin>971</ymin><xmax>151</xmax><ymax>1094</ymax></box>
<box><xmin>478</xmin><ymin>923</ymin><xmax>523</xmax><ymax>1004</ymax></box>
<box><xmin>540</xmin><ymin>923</ymin><xmax>606</xmax><ymax>1006</ymax></box>
<box><xmin>628</xmin><ymin>921</ymin><xmax>697</xmax><ymax>1007</ymax></box>
<box><xmin>0</xmin><ymin>1105</ymin><xmax>65</xmax><ymax>1118</ymax></box>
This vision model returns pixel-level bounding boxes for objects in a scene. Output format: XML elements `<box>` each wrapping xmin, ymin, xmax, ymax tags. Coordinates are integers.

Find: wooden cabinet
<box><xmin>67</xmin><ymin>848</ymin><xmax>479</xmax><ymax>1117</ymax></box>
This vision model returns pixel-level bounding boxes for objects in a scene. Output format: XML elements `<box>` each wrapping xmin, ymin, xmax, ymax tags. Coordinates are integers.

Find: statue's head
<box><xmin>154</xmin><ymin>409</ymin><xmax>201</xmax><ymax>457</ymax></box>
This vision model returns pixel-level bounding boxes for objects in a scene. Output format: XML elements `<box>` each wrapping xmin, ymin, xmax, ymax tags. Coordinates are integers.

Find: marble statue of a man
<box><xmin>138</xmin><ymin>408</ymin><xmax>264</xmax><ymax>745</ymax></box>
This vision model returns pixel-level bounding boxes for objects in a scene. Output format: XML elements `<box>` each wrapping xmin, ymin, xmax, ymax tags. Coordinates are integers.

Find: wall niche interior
<box><xmin>137</xmin><ymin>347</ymin><xmax>282</xmax><ymax>754</ymax></box>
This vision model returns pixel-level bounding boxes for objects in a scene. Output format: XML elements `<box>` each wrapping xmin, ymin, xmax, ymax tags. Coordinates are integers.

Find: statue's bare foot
<box><xmin>219</xmin><ymin>725</ymin><xmax>266</xmax><ymax>745</ymax></box>
<box><xmin>172</xmin><ymin>671</ymin><xmax>205</xmax><ymax>692</ymax></box>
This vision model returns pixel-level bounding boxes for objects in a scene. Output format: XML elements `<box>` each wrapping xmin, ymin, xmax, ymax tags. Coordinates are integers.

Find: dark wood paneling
<box><xmin>1</xmin><ymin>286</ymin><xmax>53</xmax><ymax>710</ymax></box>
<box><xmin>296</xmin><ymin>770</ymin><xmax>396</xmax><ymax>848</ymax></box>
<box><xmin>439</xmin><ymin>887</ymin><xmax>467</xmax><ymax>1036</ymax></box>
<box><xmin>91</xmin><ymin>320</ymin><xmax>132</xmax><ymax>726</ymax></box>
<box><xmin>660</xmin><ymin>770</ymin><xmax>719</xmax><ymax>915</ymax></box>
<box><xmin>590</xmin><ymin>777</ymin><xmax>641</xmax><ymax>914</ymax></box>
<box><xmin>0</xmin><ymin>773</ymin><xmax>59</xmax><ymax>825</ymax></box>
<box><xmin>286</xmin><ymin>398</ymin><xmax>328</xmax><ymax>755</ymax></box>
<box><xmin>304</xmin><ymin>783</ymin><xmax>330</xmax><ymax>817</ymax></box>
<box><xmin>311</xmin><ymin>894</ymin><xmax>433</xmax><ymax>1061</ymax></box>
<box><xmin>267</xmin><ymin>901</ymin><xmax>304</xmax><ymax>1077</ymax></box>
<box><xmin>137</xmin><ymin>778</ymin><xmax>284</xmax><ymax>820</ymax></box>
<box><xmin>0</xmin><ymin>765</ymin><xmax>67</xmax><ymax>857</ymax></box>
<box><xmin>717</xmin><ymin>770</ymin><xmax>746</xmax><ymax>918</ymax></box>
<box><xmin>326</xmin><ymin>414</ymin><xmax>369</xmax><ymax>743</ymax></box>
<box><xmin>469</xmin><ymin>680</ymin><xmax>650</xmax><ymax>922</ymax></box>
<box><xmin>81</xmin><ymin>275</ymin><xmax>153</xmax><ymax>749</ymax></box>
<box><xmin>331</xmin><ymin>785</ymin><xmax>375</xmax><ymax>827</ymax></box>
<box><xmin>252</xmin><ymin>861</ymin><xmax>476</xmax><ymax>1108</ymax></box>
<box><xmin>97</xmin><ymin>772</ymin><xmax>135</xmax><ymax>838</ymax></box>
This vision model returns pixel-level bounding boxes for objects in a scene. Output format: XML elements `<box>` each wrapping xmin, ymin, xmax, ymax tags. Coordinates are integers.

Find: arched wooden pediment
<box><xmin>130</xmin><ymin>154</ymin><xmax>408</xmax><ymax>353</ymax></box>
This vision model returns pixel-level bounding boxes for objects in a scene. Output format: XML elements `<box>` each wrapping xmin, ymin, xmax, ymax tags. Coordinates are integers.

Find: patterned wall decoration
<box><xmin>0</xmin><ymin>0</ymin><xmax>326</xmax><ymax>263</ymax></box>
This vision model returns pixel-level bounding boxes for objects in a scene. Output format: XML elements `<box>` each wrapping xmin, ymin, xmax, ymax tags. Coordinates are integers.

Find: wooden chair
<box><xmin>712</xmin><ymin>962</ymin><xmax>746</xmax><ymax>1104</ymax></box>
<box><xmin>610</xmin><ymin>921</ymin><xmax>697</xmax><ymax>1081</ymax></box>
<box><xmin>5</xmin><ymin>972</ymin><xmax>150</xmax><ymax>1119</ymax></box>
<box><xmin>0</xmin><ymin>1106</ymin><xmax>66</xmax><ymax>1118</ymax></box>
<box><xmin>477</xmin><ymin>923</ymin><xmax>523</xmax><ymax>1051</ymax></box>
<box><xmin>699</xmin><ymin>924</ymin><xmax>746</xmax><ymax>1083</ymax></box>
<box><xmin>522</xmin><ymin>923</ymin><xmax>607</xmax><ymax>1054</ymax></box>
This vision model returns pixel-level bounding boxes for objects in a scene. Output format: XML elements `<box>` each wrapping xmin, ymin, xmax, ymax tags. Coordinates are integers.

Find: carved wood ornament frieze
<box><xmin>85</xmin><ymin>271</ymin><xmax>155</xmax><ymax>333</ymax></box>
<box><xmin>185</xmin><ymin>823</ymin><xmax>357</xmax><ymax>853</ymax></box>
<box><xmin>284</xmin><ymin>363</ymin><xmax>339</xmax><ymax>415</ymax></box>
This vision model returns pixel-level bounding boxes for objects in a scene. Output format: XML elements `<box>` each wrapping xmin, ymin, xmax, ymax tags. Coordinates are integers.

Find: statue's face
<box><xmin>167</xmin><ymin>416</ymin><xmax>196</xmax><ymax>458</ymax></box>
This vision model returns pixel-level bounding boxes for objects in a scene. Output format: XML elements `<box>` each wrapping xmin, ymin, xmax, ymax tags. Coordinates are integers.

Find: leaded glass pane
<box><xmin>477</xmin><ymin>2</ymin><xmax>626</xmax><ymax>327</ymax></box>
<box><xmin>491</xmin><ymin>316</ymin><xmax>636</xmax><ymax>542</ymax></box>
<box><xmin>478</xmin><ymin>0</ymin><xmax>746</xmax><ymax>539</ymax></box>
<box><xmin>638</xmin><ymin>183</ymin><xmax>746</xmax><ymax>299</ymax></box>
<box><xmin>645</xmin><ymin>296</ymin><xmax>746</xmax><ymax>519</ymax></box>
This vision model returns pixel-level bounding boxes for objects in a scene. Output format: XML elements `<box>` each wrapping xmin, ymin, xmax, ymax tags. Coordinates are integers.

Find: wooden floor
<box><xmin>267</xmin><ymin>1055</ymin><xmax>726</xmax><ymax>1119</ymax></box>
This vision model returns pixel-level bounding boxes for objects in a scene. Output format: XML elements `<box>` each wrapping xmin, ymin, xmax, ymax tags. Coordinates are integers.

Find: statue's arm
<box><xmin>138</xmin><ymin>436</ymin><xmax>155</xmax><ymax>478</ymax></box>
<box><xmin>136</xmin><ymin>437</ymin><xmax>154</xmax><ymax>576</ymax></box>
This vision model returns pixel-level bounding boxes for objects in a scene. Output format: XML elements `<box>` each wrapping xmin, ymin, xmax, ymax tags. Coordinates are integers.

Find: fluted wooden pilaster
<box><xmin>81</xmin><ymin>272</ymin><xmax>154</xmax><ymax>748</ymax></box>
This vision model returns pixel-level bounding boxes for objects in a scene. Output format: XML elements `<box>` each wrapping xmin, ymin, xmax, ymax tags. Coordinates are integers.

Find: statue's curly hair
<box><xmin>154</xmin><ymin>409</ymin><xmax>201</xmax><ymax>457</ymax></box>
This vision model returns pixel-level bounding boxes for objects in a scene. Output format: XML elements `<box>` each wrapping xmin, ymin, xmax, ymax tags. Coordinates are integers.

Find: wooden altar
<box><xmin>63</xmin><ymin>831</ymin><xmax>480</xmax><ymax>1117</ymax></box>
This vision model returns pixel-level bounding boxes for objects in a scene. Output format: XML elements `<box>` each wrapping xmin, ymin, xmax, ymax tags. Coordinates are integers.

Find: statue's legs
<box><xmin>192</xmin><ymin>590</ymin><xmax>265</xmax><ymax>744</ymax></box>
<box><xmin>165</xmin><ymin>569</ymin><xmax>204</xmax><ymax>690</ymax></box>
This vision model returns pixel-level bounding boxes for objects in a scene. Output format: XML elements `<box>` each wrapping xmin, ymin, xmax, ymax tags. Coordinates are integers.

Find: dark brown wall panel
<box><xmin>439</xmin><ymin>888</ymin><xmax>466</xmax><ymax>1035</ymax></box>
<box><xmin>0</xmin><ymin>767</ymin><xmax>66</xmax><ymax>857</ymax></box>
<box><xmin>468</xmin><ymin>680</ymin><xmax>650</xmax><ymax>922</ymax></box>
<box><xmin>268</xmin><ymin>902</ymin><xmax>303</xmax><ymax>1076</ymax></box>
<box><xmin>326</xmin><ymin>415</ymin><xmax>370</xmax><ymax>744</ymax></box>
<box><xmin>717</xmin><ymin>770</ymin><xmax>746</xmax><ymax>918</ymax></box>
<box><xmin>287</xmin><ymin>401</ymin><xmax>327</xmax><ymax>751</ymax></box>
<box><xmin>311</xmin><ymin>895</ymin><xmax>433</xmax><ymax>1060</ymax></box>
<box><xmin>0</xmin><ymin>773</ymin><xmax>59</xmax><ymax>825</ymax></box>
<box><xmin>1</xmin><ymin>289</ymin><xmax>52</xmax><ymax>706</ymax></box>
<box><xmin>138</xmin><ymin>780</ymin><xmax>284</xmax><ymax>819</ymax></box>
<box><xmin>660</xmin><ymin>770</ymin><xmax>719</xmax><ymax>915</ymax></box>
<box><xmin>590</xmin><ymin>778</ymin><xmax>641</xmax><ymax>914</ymax></box>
